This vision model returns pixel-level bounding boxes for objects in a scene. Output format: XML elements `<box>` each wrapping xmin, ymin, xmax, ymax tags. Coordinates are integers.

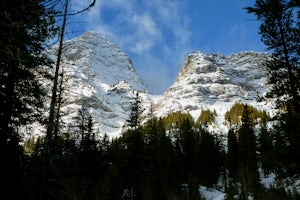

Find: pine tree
<box><xmin>101</xmin><ymin>133</ymin><xmax>110</xmax><ymax>154</ymax></box>
<box><xmin>246</xmin><ymin>0</ymin><xmax>300</xmax><ymax>114</ymax></box>
<box><xmin>258</xmin><ymin>120</ymin><xmax>274</xmax><ymax>176</ymax></box>
<box><xmin>121</xmin><ymin>128</ymin><xmax>145</xmax><ymax>199</ymax></box>
<box><xmin>0</xmin><ymin>0</ymin><xmax>56</xmax><ymax>145</ymax></box>
<box><xmin>0</xmin><ymin>1</ymin><xmax>57</xmax><ymax>198</ymax></box>
<box><xmin>196</xmin><ymin>109</ymin><xmax>217</xmax><ymax>127</ymax></box>
<box><xmin>247</xmin><ymin>0</ymin><xmax>300</xmax><ymax>176</ymax></box>
<box><xmin>126</xmin><ymin>92</ymin><xmax>144</xmax><ymax>130</ymax></box>
<box><xmin>121</xmin><ymin>91</ymin><xmax>146</xmax><ymax>199</ymax></box>
<box><xmin>226</xmin><ymin>128</ymin><xmax>239</xmax><ymax>198</ymax></box>
<box><xmin>145</xmin><ymin>118</ymin><xmax>176</xmax><ymax>199</ymax></box>
<box><xmin>45</xmin><ymin>0</ymin><xmax>96</xmax><ymax>167</ymax></box>
<box><xmin>180</xmin><ymin>118</ymin><xmax>198</xmax><ymax>179</ymax></box>
<box><xmin>237</xmin><ymin>105</ymin><xmax>259</xmax><ymax>196</ymax></box>
<box><xmin>198</xmin><ymin>127</ymin><xmax>222</xmax><ymax>186</ymax></box>
<box><xmin>74</xmin><ymin>106</ymin><xmax>97</xmax><ymax>152</ymax></box>
<box><xmin>53</xmin><ymin>68</ymin><xmax>71</xmax><ymax>139</ymax></box>
<box><xmin>227</xmin><ymin>128</ymin><xmax>239</xmax><ymax>180</ymax></box>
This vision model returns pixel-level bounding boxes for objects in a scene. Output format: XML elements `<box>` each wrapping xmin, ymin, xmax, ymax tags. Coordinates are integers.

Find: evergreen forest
<box><xmin>1</xmin><ymin>0</ymin><xmax>300</xmax><ymax>199</ymax></box>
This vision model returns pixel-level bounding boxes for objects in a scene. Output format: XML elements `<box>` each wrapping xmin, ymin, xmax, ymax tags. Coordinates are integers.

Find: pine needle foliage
<box><xmin>196</xmin><ymin>109</ymin><xmax>217</xmax><ymax>127</ymax></box>
<box><xmin>162</xmin><ymin>111</ymin><xmax>194</xmax><ymax>130</ymax></box>
<box><xmin>225</xmin><ymin>102</ymin><xmax>270</xmax><ymax>126</ymax></box>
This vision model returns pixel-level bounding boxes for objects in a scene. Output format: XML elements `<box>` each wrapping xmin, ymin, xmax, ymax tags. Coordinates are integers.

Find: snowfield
<box><xmin>27</xmin><ymin>31</ymin><xmax>274</xmax><ymax>139</ymax></box>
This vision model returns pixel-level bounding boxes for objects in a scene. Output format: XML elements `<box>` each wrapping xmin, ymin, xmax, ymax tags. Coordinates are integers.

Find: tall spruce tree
<box><xmin>198</xmin><ymin>127</ymin><xmax>222</xmax><ymax>186</ymax></box>
<box><xmin>0</xmin><ymin>1</ymin><xmax>57</xmax><ymax>198</ymax></box>
<box><xmin>247</xmin><ymin>0</ymin><xmax>300</xmax><ymax>176</ymax></box>
<box><xmin>126</xmin><ymin>92</ymin><xmax>144</xmax><ymax>130</ymax></box>
<box><xmin>227</xmin><ymin>128</ymin><xmax>239</xmax><ymax>180</ymax></box>
<box><xmin>258</xmin><ymin>119</ymin><xmax>274</xmax><ymax>176</ymax></box>
<box><xmin>237</xmin><ymin>105</ymin><xmax>259</xmax><ymax>197</ymax></box>
<box><xmin>246</xmin><ymin>0</ymin><xmax>300</xmax><ymax>114</ymax></box>
<box><xmin>0</xmin><ymin>0</ymin><xmax>56</xmax><ymax>146</ymax></box>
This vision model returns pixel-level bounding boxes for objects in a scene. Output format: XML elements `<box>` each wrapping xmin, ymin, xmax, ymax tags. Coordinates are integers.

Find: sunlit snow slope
<box><xmin>46</xmin><ymin>31</ymin><xmax>150</xmax><ymax>138</ymax></box>
<box><xmin>35</xmin><ymin>32</ymin><xmax>273</xmax><ymax>138</ymax></box>
<box><xmin>153</xmin><ymin>51</ymin><xmax>273</xmax><ymax>134</ymax></box>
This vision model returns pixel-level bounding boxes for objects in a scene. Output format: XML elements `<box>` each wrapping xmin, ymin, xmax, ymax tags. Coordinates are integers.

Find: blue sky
<box><xmin>67</xmin><ymin>0</ymin><xmax>266</xmax><ymax>94</ymax></box>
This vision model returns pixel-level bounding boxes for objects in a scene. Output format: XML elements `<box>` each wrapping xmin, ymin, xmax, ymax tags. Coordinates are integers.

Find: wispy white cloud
<box><xmin>73</xmin><ymin>0</ymin><xmax>192</xmax><ymax>53</ymax></box>
<box><xmin>132</xmin><ymin>13</ymin><xmax>160</xmax><ymax>37</ymax></box>
<box><xmin>129</xmin><ymin>13</ymin><xmax>161</xmax><ymax>53</ymax></box>
<box><xmin>70</xmin><ymin>0</ymin><xmax>193</xmax><ymax>94</ymax></box>
<box><xmin>67</xmin><ymin>0</ymin><xmax>266</xmax><ymax>94</ymax></box>
<box><xmin>147</xmin><ymin>0</ymin><xmax>192</xmax><ymax>47</ymax></box>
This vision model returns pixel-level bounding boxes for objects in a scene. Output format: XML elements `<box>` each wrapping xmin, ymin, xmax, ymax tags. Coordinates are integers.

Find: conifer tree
<box><xmin>74</xmin><ymin>106</ymin><xmax>97</xmax><ymax>152</ymax></box>
<box><xmin>227</xmin><ymin>128</ymin><xmax>239</xmax><ymax>180</ymax></box>
<box><xmin>196</xmin><ymin>109</ymin><xmax>217</xmax><ymax>127</ymax></box>
<box><xmin>247</xmin><ymin>0</ymin><xmax>300</xmax><ymax>176</ymax></box>
<box><xmin>121</xmin><ymin>92</ymin><xmax>146</xmax><ymax>198</ymax></box>
<box><xmin>180</xmin><ymin>118</ymin><xmax>198</xmax><ymax>179</ymax></box>
<box><xmin>237</xmin><ymin>105</ymin><xmax>259</xmax><ymax>196</ymax></box>
<box><xmin>126</xmin><ymin>92</ymin><xmax>144</xmax><ymax>130</ymax></box>
<box><xmin>226</xmin><ymin>128</ymin><xmax>239</xmax><ymax>198</ymax></box>
<box><xmin>142</xmin><ymin>118</ymin><xmax>176</xmax><ymax>199</ymax></box>
<box><xmin>121</xmin><ymin>128</ymin><xmax>145</xmax><ymax>199</ymax></box>
<box><xmin>101</xmin><ymin>133</ymin><xmax>110</xmax><ymax>154</ymax></box>
<box><xmin>53</xmin><ymin>68</ymin><xmax>71</xmax><ymax>139</ymax></box>
<box><xmin>198</xmin><ymin>127</ymin><xmax>222</xmax><ymax>186</ymax></box>
<box><xmin>247</xmin><ymin>0</ymin><xmax>300</xmax><ymax>114</ymax></box>
<box><xmin>257</xmin><ymin>115</ymin><xmax>274</xmax><ymax>177</ymax></box>
<box><xmin>0</xmin><ymin>1</ymin><xmax>57</xmax><ymax>198</ymax></box>
<box><xmin>0</xmin><ymin>0</ymin><xmax>56</xmax><ymax>145</ymax></box>
<box><xmin>45</xmin><ymin>0</ymin><xmax>96</xmax><ymax>149</ymax></box>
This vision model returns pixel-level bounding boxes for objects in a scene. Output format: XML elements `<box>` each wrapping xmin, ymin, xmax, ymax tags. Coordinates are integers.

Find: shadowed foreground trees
<box><xmin>21</xmin><ymin>112</ymin><xmax>226</xmax><ymax>199</ymax></box>
<box><xmin>247</xmin><ymin>0</ymin><xmax>300</xmax><ymax>176</ymax></box>
<box><xmin>0</xmin><ymin>0</ymin><xmax>57</xmax><ymax>198</ymax></box>
<box><xmin>20</xmin><ymin>106</ymin><xmax>300</xmax><ymax>199</ymax></box>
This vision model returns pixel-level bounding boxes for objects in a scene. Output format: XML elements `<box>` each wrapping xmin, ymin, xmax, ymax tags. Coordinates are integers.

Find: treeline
<box><xmin>21</xmin><ymin>94</ymin><xmax>224</xmax><ymax>199</ymax></box>
<box><xmin>19</xmin><ymin>101</ymin><xmax>299</xmax><ymax>199</ymax></box>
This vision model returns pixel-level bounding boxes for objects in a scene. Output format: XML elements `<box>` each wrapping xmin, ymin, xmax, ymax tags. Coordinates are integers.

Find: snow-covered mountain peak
<box><xmin>38</xmin><ymin>32</ymin><xmax>151</xmax><ymax>138</ymax></box>
<box><xmin>176</xmin><ymin>51</ymin><xmax>225</xmax><ymax>82</ymax></box>
<box><xmin>51</xmin><ymin>31</ymin><xmax>147</xmax><ymax>92</ymax></box>
<box><xmin>32</xmin><ymin>32</ymin><xmax>273</xmax><ymax>138</ymax></box>
<box><xmin>154</xmin><ymin>51</ymin><xmax>273</xmax><ymax>134</ymax></box>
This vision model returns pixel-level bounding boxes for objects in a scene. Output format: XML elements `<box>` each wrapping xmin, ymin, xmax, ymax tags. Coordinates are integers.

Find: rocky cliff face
<box><xmin>29</xmin><ymin>32</ymin><xmax>273</xmax><ymax>138</ymax></box>
<box><xmin>153</xmin><ymin>51</ymin><xmax>273</xmax><ymax>134</ymax></box>
<box><xmin>34</xmin><ymin>31</ymin><xmax>151</xmax><ymax>138</ymax></box>
<box><xmin>168</xmin><ymin>51</ymin><xmax>269</xmax><ymax>103</ymax></box>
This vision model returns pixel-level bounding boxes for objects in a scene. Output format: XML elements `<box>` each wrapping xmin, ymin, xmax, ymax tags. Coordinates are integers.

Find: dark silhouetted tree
<box><xmin>227</xmin><ymin>128</ymin><xmax>239</xmax><ymax>180</ymax></box>
<box><xmin>237</xmin><ymin>105</ymin><xmax>259</xmax><ymax>198</ymax></box>
<box><xmin>258</xmin><ymin>120</ymin><xmax>274</xmax><ymax>176</ymax></box>
<box><xmin>247</xmin><ymin>0</ymin><xmax>300</xmax><ymax>114</ymax></box>
<box><xmin>126</xmin><ymin>92</ymin><xmax>144</xmax><ymax>130</ymax></box>
<box><xmin>0</xmin><ymin>1</ymin><xmax>57</xmax><ymax>198</ymax></box>
<box><xmin>247</xmin><ymin>0</ymin><xmax>300</xmax><ymax>176</ymax></box>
